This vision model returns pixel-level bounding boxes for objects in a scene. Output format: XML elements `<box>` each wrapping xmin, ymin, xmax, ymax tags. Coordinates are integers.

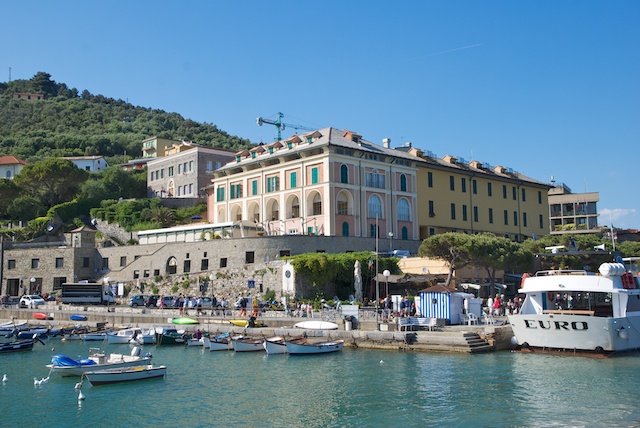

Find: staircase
<box><xmin>404</xmin><ymin>330</ymin><xmax>494</xmax><ymax>353</ymax></box>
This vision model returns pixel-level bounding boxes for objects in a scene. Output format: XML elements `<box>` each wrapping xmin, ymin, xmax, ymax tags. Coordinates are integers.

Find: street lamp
<box><xmin>388</xmin><ymin>231</ymin><xmax>394</xmax><ymax>254</ymax></box>
<box><xmin>383</xmin><ymin>270</ymin><xmax>390</xmax><ymax>299</ymax></box>
<box><xmin>30</xmin><ymin>277</ymin><xmax>36</xmax><ymax>295</ymax></box>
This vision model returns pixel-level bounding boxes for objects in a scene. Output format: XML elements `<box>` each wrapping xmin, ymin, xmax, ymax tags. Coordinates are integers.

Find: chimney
<box><xmin>382</xmin><ymin>138</ymin><xmax>390</xmax><ymax>149</ymax></box>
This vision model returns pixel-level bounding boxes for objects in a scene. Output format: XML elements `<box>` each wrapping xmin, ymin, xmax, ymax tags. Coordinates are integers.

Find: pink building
<box><xmin>207</xmin><ymin>128</ymin><xmax>420</xmax><ymax>241</ymax></box>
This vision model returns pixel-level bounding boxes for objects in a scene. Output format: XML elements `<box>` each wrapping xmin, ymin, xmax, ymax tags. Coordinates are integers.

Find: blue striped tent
<box><xmin>418</xmin><ymin>285</ymin><xmax>474</xmax><ymax>324</ymax></box>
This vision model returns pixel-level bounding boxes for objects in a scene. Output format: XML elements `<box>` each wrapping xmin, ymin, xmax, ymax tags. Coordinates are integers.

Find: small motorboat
<box><xmin>70</xmin><ymin>314</ymin><xmax>88</xmax><ymax>322</ymax></box>
<box><xmin>0</xmin><ymin>336</ymin><xmax>45</xmax><ymax>353</ymax></box>
<box><xmin>263</xmin><ymin>336</ymin><xmax>288</xmax><ymax>354</ymax></box>
<box><xmin>285</xmin><ymin>337</ymin><xmax>344</xmax><ymax>355</ymax></box>
<box><xmin>205</xmin><ymin>333</ymin><xmax>234</xmax><ymax>351</ymax></box>
<box><xmin>132</xmin><ymin>329</ymin><xmax>156</xmax><ymax>345</ymax></box>
<box><xmin>82</xmin><ymin>331</ymin><xmax>108</xmax><ymax>341</ymax></box>
<box><xmin>47</xmin><ymin>346</ymin><xmax>152</xmax><ymax>377</ymax></box>
<box><xmin>0</xmin><ymin>321</ymin><xmax>27</xmax><ymax>335</ymax></box>
<box><xmin>107</xmin><ymin>328</ymin><xmax>140</xmax><ymax>344</ymax></box>
<box><xmin>82</xmin><ymin>365</ymin><xmax>166</xmax><ymax>386</ymax></box>
<box><xmin>232</xmin><ymin>336</ymin><xmax>265</xmax><ymax>352</ymax></box>
<box><xmin>154</xmin><ymin>327</ymin><xmax>187</xmax><ymax>345</ymax></box>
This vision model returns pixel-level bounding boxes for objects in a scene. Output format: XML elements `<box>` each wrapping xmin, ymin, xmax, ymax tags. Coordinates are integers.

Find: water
<box><xmin>2</xmin><ymin>340</ymin><xmax>640</xmax><ymax>427</ymax></box>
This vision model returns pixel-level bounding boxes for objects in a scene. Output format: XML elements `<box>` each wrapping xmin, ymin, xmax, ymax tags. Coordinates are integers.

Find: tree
<box><xmin>0</xmin><ymin>179</ymin><xmax>20</xmax><ymax>218</ymax></box>
<box><xmin>6</xmin><ymin>196</ymin><xmax>46</xmax><ymax>222</ymax></box>
<box><xmin>13</xmin><ymin>158</ymin><xmax>89</xmax><ymax>208</ymax></box>
<box><xmin>31</xmin><ymin>72</ymin><xmax>57</xmax><ymax>97</ymax></box>
<box><xmin>418</xmin><ymin>233</ymin><xmax>474</xmax><ymax>287</ymax></box>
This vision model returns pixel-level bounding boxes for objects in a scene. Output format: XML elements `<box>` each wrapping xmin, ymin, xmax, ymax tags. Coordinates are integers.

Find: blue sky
<box><xmin>2</xmin><ymin>1</ymin><xmax>638</xmax><ymax>229</ymax></box>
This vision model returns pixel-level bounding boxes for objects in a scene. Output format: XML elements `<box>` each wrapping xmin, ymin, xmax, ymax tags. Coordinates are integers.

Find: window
<box><xmin>178</xmin><ymin>164</ymin><xmax>182</xmax><ymax>174</ymax></box>
<box><xmin>312</xmin><ymin>194</ymin><xmax>322</xmax><ymax>215</ymax></box>
<box><xmin>168</xmin><ymin>166</ymin><xmax>174</xmax><ymax>176</ymax></box>
<box><xmin>451</xmin><ymin>203</ymin><xmax>456</xmax><ymax>220</ymax></box>
<box><xmin>83</xmin><ymin>257</ymin><xmax>90</xmax><ymax>268</ymax></box>
<box><xmin>473</xmin><ymin>206</ymin><xmax>479</xmax><ymax>222</ymax></box>
<box><xmin>311</xmin><ymin>167</ymin><xmax>318</xmax><ymax>184</ymax></box>
<box><xmin>521</xmin><ymin>188</ymin><xmax>526</xmax><ymax>202</ymax></box>
<box><xmin>538</xmin><ymin>191</ymin><xmax>542</xmax><ymax>204</ymax></box>
<box><xmin>368</xmin><ymin>195</ymin><xmax>382</xmax><ymax>219</ymax></box>
<box><xmin>462</xmin><ymin>205</ymin><xmax>468</xmax><ymax>221</ymax></box>
<box><xmin>217</xmin><ymin>187</ymin><xmax>225</xmax><ymax>202</ymax></box>
<box><xmin>337</xmin><ymin>200</ymin><xmax>348</xmax><ymax>215</ymax></box>
<box><xmin>461</xmin><ymin>178</ymin><xmax>466</xmax><ymax>193</ymax></box>
<box><xmin>290</xmin><ymin>172</ymin><xmax>297</xmax><ymax>188</ymax></box>
<box><xmin>370</xmin><ymin>223</ymin><xmax>378</xmax><ymax>238</ymax></box>
<box><xmin>397</xmin><ymin>199</ymin><xmax>410</xmax><ymax>221</ymax></box>
<box><xmin>489</xmin><ymin>208</ymin><xmax>494</xmax><ymax>224</ymax></box>
<box><xmin>512</xmin><ymin>186</ymin><xmax>517</xmax><ymax>200</ymax></box>
<box><xmin>365</xmin><ymin>170</ymin><xmax>385</xmax><ymax>189</ymax></box>
<box><xmin>220</xmin><ymin>258</ymin><xmax>227</xmax><ymax>268</ymax></box>
<box><xmin>8</xmin><ymin>259</ymin><xmax>16</xmax><ymax>269</ymax></box>
<box><xmin>504</xmin><ymin>210</ymin><xmax>509</xmax><ymax>225</ymax></box>
<box><xmin>183</xmin><ymin>260</ymin><xmax>191</xmax><ymax>273</ymax></box>
<box><xmin>450</xmin><ymin>176</ymin><xmax>455</xmax><ymax>191</ymax></box>
<box><xmin>402</xmin><ymin>226</ymin><xmax>408</xmax><ymax>240</ymax></box>
<box><xmin>120</xmin><ymin>256</ymin><xmax>126</xmax><ymax>267</ymax></box>
<box><xmin>487</xmin><ymin>182</ymin><xmax>492</xmax><ymax>197</ymax></box>
<box><xmin>133</xmin><ymin>270</ymin><xmax>139</xmax><ymax>279</ymax></box>
<box><xmin>31</xmin><ymin>258</ymin><xmax>40</xmax><ymax>269</ymax></box>
<box><xmin>539</xmin><ymin>214</ymin><xmax>544</xmax><ymax>229</ymax></box>
<box><xmin>291</xmin><ymin>198</ymin><xmax>300</xmax><ymax>218</ymax></box>
<box><xmin>206</xmin><ymin>161</ymin><xmax>213</xmax><ymax>171</ymax></box>
<box><xmin>400</xmin><ymin>174</ymin><xmax>407</xmax><ymax>192</ymax></box>
<box><xmin>342</xmin><ymin>222</ymin><xmax>349</xmax><ymax>236</ymax></box>
<box><xmin>267</xmin><ymin>176</ymin><xmax>279</xmax><ymax>192</ymax></box>
<box><xmin>201</xmin><ymin>259</ymin><xmax>209</xmax><ymax>270</ymax></box>
<box><xmin>428</xmin><ymin>172</ymin><xmax>433</xmax><ymax>187</ymax></box>
<box><xmin>503</xmin><ymin>185</ymin><xmax>507</xmax><ymax>199</ymax></box>
<box><xmin>523</xmin><ymin>212</ymin><xmax>528</xmax><ymax>227</ymax></box>
<box><xmin>189</xmin><ymin>161</ymin><xmax>194</xmax><ymax>171</ymax></box>
<box><xmin>340</xmin><ymin>165</ymin><xmax>348</xmax><ymax>184</ymax></box>
<box><xmin>472</xmin><ymin>179</ymin><xmax>477</xmax><ymax>194</ymax></box>
<box><xmin>144</xmin><ymin>270</ymin><xmax>150</xmax><ymax>278</ymax></box>
<box><xmin>428</xmin><ymin>201</ymin><xmax>435</xmax><ymax>217</ymax></box>
<box><xmin>230</xmin><ymin>183</ymin><xmax>242</xmax><ymax>199</ymax></box>
<box><xmin>102</xmin><ymin>258</ymin><xmax>109</xmax><ymax>269</ymax></box>
<box><xmin>246</xmin><ymin>251</ymin><xmax>255</xmax><ymax>264</ymax></box>
<box><xmin>513</xmin><ymin>211</ymin><xmax>518</xmax><ymax>226</ymax></box>
<box><xmin>252</xmin><ymin>180</ymin><xmax>258</xmax><ymax>195</ymax></box>
<box><xmin>154</xmin><ymin>269</ymin><xmax>160</xmax><ymax>277</ymax></box>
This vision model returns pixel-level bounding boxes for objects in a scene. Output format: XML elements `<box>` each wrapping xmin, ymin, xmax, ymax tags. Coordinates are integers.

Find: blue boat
<box><xmin>70</xmin><ymin>314</ymin><xmax>88</xmax><ymax>321</ymax></box>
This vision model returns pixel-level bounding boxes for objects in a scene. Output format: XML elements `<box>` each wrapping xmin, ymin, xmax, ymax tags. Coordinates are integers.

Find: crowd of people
<box><xmin>485</xmin><ymin>294</ymin><xmax>522</xmax><ymax>316</ymax></box>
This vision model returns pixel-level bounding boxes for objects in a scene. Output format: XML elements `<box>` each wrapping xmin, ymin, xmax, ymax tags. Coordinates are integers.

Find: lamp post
<box><xmin>30</xmin><ymin>277</ymin><xmax>36</xmax><ymax>295</ymax></box>
<box><xmin>383</xmin><ymin>270</ymin><xmax>390</xmax><ymax>300</ymax></box>
<box><xmin>375</xmin><ymin>215</ymin><xmax>379</xmax><ymax>328</ymax></box>
<box><xmin>388</xmin><ymin>231</ymin><xmax>394</xmax><ymax>254</ymax></box>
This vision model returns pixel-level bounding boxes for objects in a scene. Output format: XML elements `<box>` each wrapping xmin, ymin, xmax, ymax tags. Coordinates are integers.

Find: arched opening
<box><xmin>166</xmin><ymin>257</ymin><xmax>178</xmax><ymax>275</ymax></box>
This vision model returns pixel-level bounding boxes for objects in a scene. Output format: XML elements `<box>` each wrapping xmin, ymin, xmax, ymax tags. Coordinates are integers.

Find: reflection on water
<box><xmin>1</xmin><ymin>340</ymin><xmax>640</xmax><ymax>427</ymax></box>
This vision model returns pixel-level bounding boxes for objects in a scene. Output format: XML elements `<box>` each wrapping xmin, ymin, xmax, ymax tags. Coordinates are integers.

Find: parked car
<box><xmin>128</xmin><ymin>295</ymin><xmax>147</xmax><ymax>307</ymax></box>
<box><xmin>19</xmin><ymin>295</ymin><xmax>46</xmax><ymax>308</ymax></box>
<box><xmin>145</xmin><ymin>295</ymin><xmax>159</xmax><ymax>307</ymax></box>
<box><xmin>158</xmin><ymin>296</ymin><xmax>177</xmax><ymax>307</ymax></box>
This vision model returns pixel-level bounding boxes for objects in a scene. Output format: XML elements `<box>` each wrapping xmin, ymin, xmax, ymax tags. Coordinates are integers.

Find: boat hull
<box><xmin>508</xmin><ymin>314</ymin><xmax>640</xmax><ymax>352</ymax></box>
<box><xmin>294</xmin><ymin>321</ymin><xmax>339</xmax><ymax>330</ymax></box>
<box><xmin>232</xmin><ymin>337</ymin><xmax>265</xmax><ymax>352</ymax></box>
<box><xmin>0</xmin><ymin>339</ymin><xmax>36</xmax><ymax>353</ymax></box>
<box><xmin>286</xmin><ymin>339</ymin><xmax>344</xmax><ymax>354</ymax></box>
<box><xmin>263</xmin><ymin>337</ymin><xmax>288</xmax><ymax>354</ymax></box>
<box><xmin>47</xmin><ymin>355</ymin><xmax>152</xmax><ymax>377</ymax></box>
<box><xmin>84</xmin><ymin>365</ymin><xmax>166</xmax><ymax>385</ymax></box>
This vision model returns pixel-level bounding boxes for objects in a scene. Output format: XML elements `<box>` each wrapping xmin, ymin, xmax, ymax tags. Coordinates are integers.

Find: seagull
<box><xmin>34</xmin><ymin>377</ymin><xmax>42</xmax><ymax>386</ymax></box>
<box><xmin>78</xmin><ymin>390</ymin><xmax>85</xmax><ymax>401</ymax></box>
<box><xmin>2</xmin><ymin>374</ymin><xmax>7</xmax><ymax>383</ymax></box>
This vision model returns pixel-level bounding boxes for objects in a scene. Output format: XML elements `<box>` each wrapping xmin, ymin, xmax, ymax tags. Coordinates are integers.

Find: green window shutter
<box><xmin>312</xmin><ymin>167</ymin><xmax>318</xmax><ymax>184</ymax></box>
<box><xmin>291</xmin><ymin>172</ymin><xmax>297</xmax><ymax>188</ymax></box>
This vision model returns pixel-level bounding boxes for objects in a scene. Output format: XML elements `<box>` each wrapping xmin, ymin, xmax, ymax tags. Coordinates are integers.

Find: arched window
<box><xmin>402</xmin><ymin>226</ymin><xmax>408</xmax><ymax>240</ymax></box>
<box><xmin>397</xmin><ymin>199</ymin><xmax>410</xmax><ymax>221</ymax></box>
<box><xmin>287</xmin><ymin>195</ymin><xmax>300</xmax><ymax>219</ymax></box>
<box><xmin>368</xmin><ymin>195</ymin><xmax>382</xmax><ymax>219</ymax></box>
<box><xmin>340</xmin><ymin>164</ymin><xmax>349</xmax><ymax>184</ymax></box>
<box><xmin>342</xmin><ymin>222</ymin><xmax>349</xmax><ymax>236</ymax></box>
<box><xmin>309</xmin><ymin>192</ymin><xmax>322</xmax><ymax>216</ymax></box>
<box><xmin>400</xmin><ymin>174</ymin><xmax>407</xmax><ymax>192</ymax></box>
<box><xmin>336</xmin><ymin>191</ymin><xmax>350</xmax><ymax>215</ymax></box>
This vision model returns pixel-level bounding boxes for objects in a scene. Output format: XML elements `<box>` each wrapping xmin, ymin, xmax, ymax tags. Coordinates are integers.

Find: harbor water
<box><xmin>2</xmin><ymin>340</ymin><xmax>640</xmax><ymax>427</ymax></box>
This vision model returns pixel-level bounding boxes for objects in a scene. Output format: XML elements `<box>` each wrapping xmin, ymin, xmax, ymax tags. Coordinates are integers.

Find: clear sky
<box><xmin>2</xmin><ymin>1</ymin><xmax>638</xmax><ymax>229</ymax></box>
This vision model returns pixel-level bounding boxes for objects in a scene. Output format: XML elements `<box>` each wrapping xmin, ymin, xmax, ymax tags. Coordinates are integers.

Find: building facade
<box><xmin>207</xmin><ymin>128</ymin><xmax>421</xmax><ymax>241</ymax></box>
<box><xmin>12</xmin><ymin>92</ymin><xmax>44</xmax><ymax>101</ymax></box>
<box><xmin>0</xmin><ymin>156</ymin><xmax>27</xmax><ymax>179</ymax></box>
<box><xmin>63</xmin><ymin>156</ymin><xmax>109</xmax><ymax>172</ymax></box>
<box><xmin>548</xmin><ymin>183</ymin><xmax>599</xmax><ymax>234</ymax></box>
<box><xmin>141</xmin><ymin>136</ymin><xmax>180</xmax><ymax>159</ymax></box>
<box><xmin>146</xmin><ymin>144</ymin><xmax>235</xmax><ymax>199</ymax></box>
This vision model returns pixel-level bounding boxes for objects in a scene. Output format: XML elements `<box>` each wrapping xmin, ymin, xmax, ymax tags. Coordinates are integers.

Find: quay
<box><xmin>0</xmin><ymin>305</ymin><xmax>515</xmax><ymax>353</ymax></box>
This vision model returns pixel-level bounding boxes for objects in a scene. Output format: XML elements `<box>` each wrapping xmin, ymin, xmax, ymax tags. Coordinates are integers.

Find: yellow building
<box><xmin>141</xmin><ymin>136</ymin><xmax>181</xmax><ymax>159</ymax></box>
<box><xmin>405</xmin><ymin>148</ymin><xmax>550</xmax><ymax>241</ymax></box>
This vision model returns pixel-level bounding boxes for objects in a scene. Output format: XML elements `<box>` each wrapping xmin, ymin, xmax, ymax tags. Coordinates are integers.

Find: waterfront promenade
<box><xmin>0</xmin><ymin>303</ymin><xmax>514</xmax><ymax>353</ymax></box>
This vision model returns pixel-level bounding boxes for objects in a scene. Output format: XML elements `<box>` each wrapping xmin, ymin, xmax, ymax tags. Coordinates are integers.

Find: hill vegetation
<box><xmin>0</xmin><ymin>71</ymin><xmax>251</xmax><ymax>165</ymax></box>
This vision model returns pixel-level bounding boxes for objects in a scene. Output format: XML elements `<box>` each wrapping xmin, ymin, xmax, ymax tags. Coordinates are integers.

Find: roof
<box><xmin>0</xmin><ymin>156</ymin><xmax>27</xmax><ymax>166</ymax></box>
<box><xmin>419</xmin><ymin>284</ymin><xmax>460</xmax><ymax>294</ymax></box>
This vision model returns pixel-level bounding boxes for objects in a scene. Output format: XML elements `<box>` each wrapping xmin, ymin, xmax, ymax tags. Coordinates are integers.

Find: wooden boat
<box><xmin>107</xmin><ymin>328</ymin><xmax>140</xmax><ymax>344</ymax></box>
<box><xmin>0</xmin><ymin>337</ymin><xmax>44</xmax><ymax>353</ymax></box>
<box><xmin>82</xmin><ymin>331</ymin><xmax>109</xmax><ymax>341</ymax></box>
<box><xmin>294</xmin><ymin>321</ymin><xmax>339</xmax><ymax>330</ymax></box>
<box><xmin>132</xmin><ymin>329</ymin><xmax>156</xmax><ymax>345</ymax></box>
<box><xmin>82</xmin><ymin>365</ymin><xmax>167</xmax><ymax>386</ymax></box>
<box><xmin>70</xmin><ymin>314</ymin><xmax>88</xmax><ymax>321</ymax></box>
<box><xmin>0</xmin><ymin>321</ymin><xmax>27</xmax><ymax>334</ymax></box>
<box><xmin>47</xmin><ymin>346</ymin><xmax>152</xmax><ymax>377</ymax></box>
<box><xmin>263</xmin><ymin>336</ymin><xmax>288</xmax><ymax>354</ymax></box>
<box><xmin>205</xmin><ymin>333</ymin><xmax>234</xmax><ymax>351</ymax></box>
<box><xmin>232</xmin><ymin>336</ymin><xmax>265</xmax><ymax>352</ymax></box>
<box><xmin>154</xmin><ymin>327</ymin><xmax>187</xmax><ymax>345</ymax></box>
<box><xmin>16</xmin><ymin>327</ymin><xmax>49</xmax><ymax>340</ymax></box>
<box><xmin>285</xmin><ymin>337</ymin><xmax>344</xmax><ymax>355</ymax></box>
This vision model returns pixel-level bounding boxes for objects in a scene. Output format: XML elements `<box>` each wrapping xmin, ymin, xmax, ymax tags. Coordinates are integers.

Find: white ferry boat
<box><xmin>508</xmin><ymin>262</ymin><xmax>640</xmax><ymax>354</ymax></box>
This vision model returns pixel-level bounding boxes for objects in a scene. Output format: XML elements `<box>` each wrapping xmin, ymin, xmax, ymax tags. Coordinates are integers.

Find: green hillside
<box><xmin>0</xmin><ymin>72</ymin><xmax>251</xmax><ymax>164</ymax></box>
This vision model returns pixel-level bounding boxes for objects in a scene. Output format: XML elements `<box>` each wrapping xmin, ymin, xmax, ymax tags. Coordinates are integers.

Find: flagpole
<box><xmin>375</xmin><ymin>214</ymin><xmax>379</xmax><ymax>329</ymax></box>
